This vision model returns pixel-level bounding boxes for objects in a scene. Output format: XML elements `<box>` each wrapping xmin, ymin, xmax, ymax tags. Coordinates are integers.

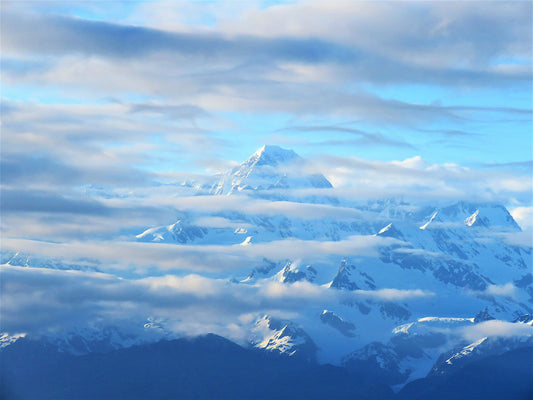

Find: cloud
<box><xmin>259</xmin><ymin>281</ymin><xmax>334</xmax><ymax>303</ymax></box>
<box><xmin>306</xmin><ymin>154</ymin><xmax>532</xmax><ymax>205</ymax></box>
<box><xmin>496</xmin><ymin>231</ymin><xmax>533</xmax><ymax>248</ymax></box>
<box><xmin>128</xmin><ymin>102</ymin><xmax>210</xmax><ymax>121</ymax></box>
<box><xmin>3</xmin><ymin>3</ymin><xmax>530</xmax><ymax>127</ymax></box>
<box><xmin>460</xmin><ymin>320</ymin><xmax>533</xmax><ymax>342</ymax></box>
<box><xmin>469</xmin><ymin>283</ymin><xmax>519</xmax><ymax>299</ymax></box>
<box><xmin>510</xmin><ymin>207</ymin><xmax>533</xmax><ymax>231</ymax></box>
<box><xmin>1</xmin><ymin>234</ymin><xmax>398</xmax><ymax>273</ymax></box>
<box><xmin>3</xmin><ymin>11</ymin><xmax>358</xmax><ymax>64</ymax></box>
<box><xmin>141</xmin><ymin>0</ymin><xmax>532</xmax><ymax>75</ymax></box>
<box><xmin>219</xmin><ymin>0</ymin><xmax>531</xmax><ymax>82</ymax></box>
<box><xmin>352</xmin><ymin>288</ymin><xmax>435</xmax><ymax>302</ymax></box>
<box><xmin>485</xmin><ymin>283</ymin><xmax>517</xmax><ymax>298</ymax></box>
<box><xmin>0</xmin><ymin>265</ymin><xmax>432</xmax><ymax>338</ymax></box>
<box><xmin>1</xmin><ymin>265</ymin><xmax>253</xmax><ymax>335</ymax></box>
<box><xmin>275</xmin><ymin>124</ymin><xmax>416</xmax><ymax>149</ymax></box>
<box><xmin>0</xmin><ymin>101</ymin><xmax>226</xmax><ymax>171</ymax></box>
<box><xmin>483</xmin><ymin>160</ymin><xmax>533</xmax><ymax>170</ymax></box>
<box><xmin>0</xmin><ymin>188</ymin><xmax>111</xmax><ymax>215</ymax></box>
<box><xmin>416</xmin><ymin>128</ymin><xmax>483</xmax><ymax>138</ymax></box>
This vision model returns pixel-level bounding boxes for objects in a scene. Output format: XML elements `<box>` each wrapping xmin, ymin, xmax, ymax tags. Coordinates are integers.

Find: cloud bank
<box><xmin>1</xmin><ymin>265</ymin><xmax>433</xmax><ymax>337</ymax></box>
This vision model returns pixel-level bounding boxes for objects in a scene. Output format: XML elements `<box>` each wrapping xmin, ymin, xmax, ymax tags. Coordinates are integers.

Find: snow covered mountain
<box><xmin>2</xmin><ymin>145</ymin><xmax>532</xmax><ymax>394</ymax></box>
<box><xmin>210</xmin><ymin>145</ymin><xmax>333</xmax><ymax>196</ymax></box>
<box><xmin>134</xmin><ymin>146</ymin><xmax>532</xmax><ymax>385</ymax></box>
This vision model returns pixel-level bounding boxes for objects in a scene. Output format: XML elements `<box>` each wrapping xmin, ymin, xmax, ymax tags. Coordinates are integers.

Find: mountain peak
<box><xmin>247</xmin><ymin>145</ymin><xmax>300</xmax><ymax>168</ymax></box>
<box><xmin>210</xmin><ymin>145</ymin><xmax>333</xmax><ymax>197</ymax></box>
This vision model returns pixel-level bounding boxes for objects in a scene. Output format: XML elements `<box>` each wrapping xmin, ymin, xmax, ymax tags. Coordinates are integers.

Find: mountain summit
<box><xmin>243</xmin><ymin>145</ymin><xmax>300</xmax><ymax>168</ymax></box>
<box><xmin>210</xmin><ymin>145</ymin><xmax>333</xmax><ymax>197</ymax></box>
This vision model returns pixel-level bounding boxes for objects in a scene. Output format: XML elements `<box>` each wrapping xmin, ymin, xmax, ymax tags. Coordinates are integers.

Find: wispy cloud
<box><xmin>352</xmin><ymin>288</ymin><xmax>434</xmax><ymax>302</ymax></box>
<box><xmin>1</xmin><ymin>234</ymin><xmax>399</xmax><ymax>273</ymax></box>
<box><xmin>275</xmin><ymin>125</ymin><xmax>416</xmax><ymax>149</ymax></box>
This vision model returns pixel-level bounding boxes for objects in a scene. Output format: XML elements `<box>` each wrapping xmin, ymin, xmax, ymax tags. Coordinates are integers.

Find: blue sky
<box><xmin>1</xmin><ymin>0</ymin><xmax>532</xmax><ymax>234</ymax></box>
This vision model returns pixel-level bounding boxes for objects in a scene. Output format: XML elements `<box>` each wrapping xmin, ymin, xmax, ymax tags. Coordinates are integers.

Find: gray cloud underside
<box><xmin>3</xmin><ymin>5</ymin><xmax>531</xmax><ymax>87</ymax></box>
<box><xmin>0</xmin><ymin>153</ymin><xmax>155</xmax><ymax>188</ymax></box>
<box><xmin>0</xmin><ymin>188</ymin><xmax>111</xmax><ymax>215</ymax></box>
<box><xmin>0</xmin><ymin>265</ymin><xmax>434</xmax><ymax>335</ymax></box>
<box><xmin>3</xmin><ymin>13</ymin><xmax>359</xmax><ymax>63</ymax></box>
<box><xmin>2</xmin><ymin>5</ymin><xmax>531</xmax><ymax>131</ymax></box>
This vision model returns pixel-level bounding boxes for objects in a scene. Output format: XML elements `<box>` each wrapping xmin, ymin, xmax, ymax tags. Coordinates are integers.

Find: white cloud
<box><xmin>0</xmin><ymin>264</ymin><xmax>435</xmax><ymax>339</ymax></box>
<box><xmin>1</xmin><ymin>234</ymin><xmax>398</xmax><ymax>273</ymax></box>
<box><xmin>468</xmin><ymin>283</ymin><xmax>519</xmax><ymax>299</ymax></box>
<box><xmin>352</xmin><ymin>288</ymin><xmax>435</xmax><ymax>301</ymax></box>
<box><xmin>510</xmin><ymin>206</ymin><xmax>533</xmax><ymax>231</ymax></box>
<box><xmin>461</xmin><ymin>320</ymin><xmax>533</xmax><ymax>342</ymax></box>
<box><xmin>260</xmin><ymin>280</ymin><xmax>332</xmax><ymax>301</ymax></box>
<box><xmin>485</xmin><ymin>283</ymin><xmax>516</xmax><ymax>298</ymax></box>
<box><xmin>143</xmin><ymin>274</ymin><xmax>225</xmax><ymax>297</ymax></box>
<box><xmin>308</xmin><ymin>154</ymin><xmax>531</xmax><ymax>206</ymax></box>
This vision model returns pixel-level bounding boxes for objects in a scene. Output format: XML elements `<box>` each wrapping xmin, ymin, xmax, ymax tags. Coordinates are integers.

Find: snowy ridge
<box><xmin>0</xmin><ymin>333</ymin><xmax>26</xmax><ymax>348</ymax></box>
<box><xmin>444</xmin><ymin>337</ymin><xmax>487</xmax><ymax>365</ymax></box>
<box><xmin>251</xmin><ymin>315</ymin><xmax>317</xmax><ymax>361</ymax></box>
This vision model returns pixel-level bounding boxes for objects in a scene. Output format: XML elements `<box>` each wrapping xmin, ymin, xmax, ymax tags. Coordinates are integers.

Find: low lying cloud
<box><xmin>461</xmin><ymin>320</ymin><xmax>533</xmax><ymax>342</ymax></box>
<box><xmin>352</xmin><ymin>288</ymin><xmax>434</xmax><ymax>301</ymax></box>
<box><xmin>469</xmin><ymin>283</ymin><xmax>518</xmax><ymax>299</ymax></box>
<box><xmin>0</xmin><ymin>265</ymin><xmax>433</xmax><ymax>338</ymax></box>
<box><xmin>496</xmin><ymin>231</ymin><xmax>533</xmax><ymax>248</ymax></box>
<box><xmin>260</xmin><ymin>281</ymin><xmax>333</xmax><ymax>302</ymax></box>
<box><xmin>307</xmin><ymin>154</ymin><xmax>532</xmax><ymax>206</ymax></box>
<box><xmin>485</xmin><ymin>283</ymin><xmax>517</xmax><ymax>298</ymax></box>
<box><xmin>1</xmin><ymin>235</ymin><xmax>399</xmax><ymax>273</ymax></box>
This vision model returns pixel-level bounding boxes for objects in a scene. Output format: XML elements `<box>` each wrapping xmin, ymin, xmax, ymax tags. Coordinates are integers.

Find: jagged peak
<box><xmin>243</xmin><ymin>145</ymin><xmax>300</xmax><ymax>169</ymax></box>
<box><xmin>417</xmin><ymin>202</ymin><xmax>521</xmax><ymax>232</ymax></box>
<box><xmin>210</xmin><ymin>145</ymin><xmax>333</xmax><ymax>197</ymax></box>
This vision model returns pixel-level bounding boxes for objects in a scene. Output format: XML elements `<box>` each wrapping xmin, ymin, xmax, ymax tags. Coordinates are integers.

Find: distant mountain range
<box><xmin>2</xmin><ymin>145</ymin><xmax>532</xmax><ymax>399</ymax></box>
